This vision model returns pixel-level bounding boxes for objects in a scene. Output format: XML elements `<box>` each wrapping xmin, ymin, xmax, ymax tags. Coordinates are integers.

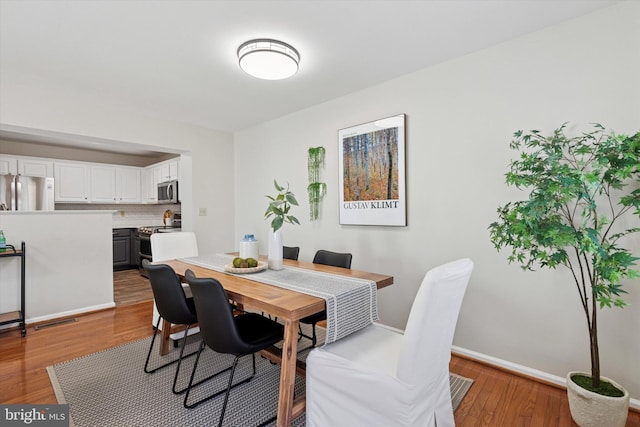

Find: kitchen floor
<box><xmin>113</xmin><ymin>268</ymin><xmax>153</xmax><ymax>306</ymax></box>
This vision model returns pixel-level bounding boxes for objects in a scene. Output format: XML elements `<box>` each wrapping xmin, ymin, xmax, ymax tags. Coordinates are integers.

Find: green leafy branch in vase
<box><xmin>265</xmin><ymin>180</ymin><xmax>300</xmax><ymax>232</ymax></box>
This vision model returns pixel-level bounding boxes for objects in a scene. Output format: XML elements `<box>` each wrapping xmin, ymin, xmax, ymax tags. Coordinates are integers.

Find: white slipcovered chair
<box><xmin>150</xmin><ymin>232</ymin><xmax>199</xmax><ymax>339</ymax></box>
<box><xmin>306</xmin><ymin>258</ymin><xmax>474</xmax><ymax>427</ymax></box>
<box><xmin>151</xmin><ymin>231</ymin><xmax>199</xmax><ymax>263</ymax></box>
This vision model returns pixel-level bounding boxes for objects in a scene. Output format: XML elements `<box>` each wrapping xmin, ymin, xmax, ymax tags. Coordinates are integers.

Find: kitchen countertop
<box><xmin>113</xmin><ymin>222</ymin><xmax>166</xmax><ymax>228</ymax></box>
<box><xmin>0</xmin><ymin>211</ymin><xmax>177</xmax><ymax>229</ymax></box>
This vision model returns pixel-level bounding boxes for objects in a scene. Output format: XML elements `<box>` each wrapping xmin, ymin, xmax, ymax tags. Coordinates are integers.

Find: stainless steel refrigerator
<box><xmin>0</xmin><ymin>174</ymin><xmax>55</xmax><ymax>211</ymax></box>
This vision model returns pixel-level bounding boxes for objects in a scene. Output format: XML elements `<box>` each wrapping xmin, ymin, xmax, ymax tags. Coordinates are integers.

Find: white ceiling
<box><xmin>0</xmin><ymin>0</ymin><xmax>619</xmax><ymax>153</ymax></box>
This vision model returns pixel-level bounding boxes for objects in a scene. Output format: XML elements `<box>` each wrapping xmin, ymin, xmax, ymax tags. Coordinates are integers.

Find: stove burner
<box><xmin>137</xmin><ymin>225</ymin><xmax>182</xmax><ymax>234</ymax></box>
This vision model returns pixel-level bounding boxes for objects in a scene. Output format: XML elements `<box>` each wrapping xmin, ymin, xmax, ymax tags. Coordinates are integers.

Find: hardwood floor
<box><xmin>0</xmin><ymin>301</ymin><xmax>154</xmax><ymax>404</ymax></box>
<box><xmin>113</xmin><ymin>268</ymin><xmax>153</xmax><ymax>306</ymax></box>
<box><xmin>0</xmin><ymin>277</ymin><xmax>638</xmax><ymax>426</ymax></box>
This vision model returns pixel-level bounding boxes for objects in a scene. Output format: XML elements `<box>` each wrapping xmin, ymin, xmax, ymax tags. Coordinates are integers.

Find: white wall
<box><xmin>0</xmin><ymin>211</ymin><xmax>114</xmax><ymax>321</ymax></box>
<box><xmin>233</xmin><ymin>2</ymin><xmax>640</xmax><ymax>400</ymax></box>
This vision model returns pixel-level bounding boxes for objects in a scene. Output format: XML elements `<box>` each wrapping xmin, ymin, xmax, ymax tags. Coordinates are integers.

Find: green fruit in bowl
<box><xmin>232</xmin><ymin>257</ymin><xmax>244</xmax><ymax>268</ymax></box>
<box><xmin>246</xmin><ymin>258</ymin><xmax>258</xmax><ymax>268</ymax></box>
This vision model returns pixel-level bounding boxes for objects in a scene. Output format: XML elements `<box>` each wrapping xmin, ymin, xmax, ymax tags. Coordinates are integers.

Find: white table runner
<box><xmin>180</xmin><ymin>253</ymin><xmax>379</xmax><ymax>345</ymax></box>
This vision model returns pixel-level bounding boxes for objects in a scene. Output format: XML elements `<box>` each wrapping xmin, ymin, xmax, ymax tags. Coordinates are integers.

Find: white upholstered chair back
<box><xmin>396</xmin><ymin>258</ymin><xmax>473</xmax><ymax>385</ymax></box>
<box><xmin>150</xmin><ymin>232</ymin><xmax>199</xmax><ymax>262</ymax></box>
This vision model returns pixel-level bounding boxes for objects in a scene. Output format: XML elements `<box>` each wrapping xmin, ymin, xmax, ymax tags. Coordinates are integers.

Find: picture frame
<box><xmin>338</xmin><ymin>114</ymin><xmax>406</xmax><ymax>226</ymax></box>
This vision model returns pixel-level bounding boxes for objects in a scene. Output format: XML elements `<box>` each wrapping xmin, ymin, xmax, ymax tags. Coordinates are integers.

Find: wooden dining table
<box><xmin>160</xmin><ymin>256</ymin><xmax>393</xmax><ymax>427</ymax></box>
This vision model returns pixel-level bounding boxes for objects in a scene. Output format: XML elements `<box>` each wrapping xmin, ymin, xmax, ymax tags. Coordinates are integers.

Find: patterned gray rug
<box><xmin>47</xmin><ymin>329</ymin><xmax>473</xmax><ymax>426</ymax></box>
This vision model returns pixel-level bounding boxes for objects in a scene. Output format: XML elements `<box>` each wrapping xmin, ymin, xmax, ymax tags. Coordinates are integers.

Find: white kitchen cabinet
<box><xmin>154</xmin><ymin>164</ymin><xmax>164</xmax><ymax>184</ymax></box>
<box><xmin>90</xmin><ymin>165</ymin><xmax>140</xmax><ymax>203</ymax></box>
<box><xmin>159</xmin><ymin>160</ymin><xmax>178</xmax><ymax>182</ymax></box>
<box><xmin>0</xmin><ymin>156</ymin><xmax>53</xmax><ymax>177</ymax></box>
<box><xmin>0</xmin><ymin>156</ymin><xmax>18</xmax><ymax>175</ymax></box>
<box><xmin>90</xmin><ymin>165</ymin><xmax>117</xmax><ymax>202</ymax></box>
<box><xmin>54</xmin><ymin>162</ymin><xmax>90</xmax><ymax>202</ymax></box>
<box><xmin>116</xmin><ymin>167</ymin><xmax>141</xmax><ymax>203</ymax></box>
<box><xmin>142</xmin><ymin>167</ymin><xmax>157</xmax><ymax>203</ymax></box>
<box><xmin>0</xmin><ymin>156</ymin><xmax>54</xmax><ymax>178</ymax></box>
<box><xmin>24</xmin><ymin>155</ymin><xmax>177</xmax><ymax>205</ymax></box>
<box><xmin>18</xmin><ymin>158</ymin><xmax>53</xmax><ymax>177</ymax></box>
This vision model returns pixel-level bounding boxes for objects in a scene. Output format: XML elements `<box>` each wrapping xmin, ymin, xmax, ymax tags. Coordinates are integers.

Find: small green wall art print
<box><xmin>338</xmin><ymin>114</ymin><xmax>407</xmax><ymax>226</ymax></box>
<box><xmin>308</xmin><ymin>146</ymin><xmax>326</xmax><ymax>221</ymax></box>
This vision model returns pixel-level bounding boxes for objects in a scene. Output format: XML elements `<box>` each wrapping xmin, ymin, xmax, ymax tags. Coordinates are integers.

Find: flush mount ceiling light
<box><xmin>237</xmin><ymin>39</ymin><xmax>300</xmax><ymax>80</ymax></box>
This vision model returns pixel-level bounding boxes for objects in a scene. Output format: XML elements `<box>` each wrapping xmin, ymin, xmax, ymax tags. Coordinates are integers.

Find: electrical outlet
<box><xmin>120</xmin><ymin>210</ymin><xmax>125</xmax><ymax>217</ymax></box>
<box><xmin>199</xmin><ymin>208</ymin><xmax>207</xmax><ymax>216</ymax></box>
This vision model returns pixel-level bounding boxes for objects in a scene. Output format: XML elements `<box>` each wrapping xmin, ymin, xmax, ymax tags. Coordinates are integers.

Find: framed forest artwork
<box><xmin>338</xmin><ymin>114</ymin><xmax>406</xmax><ymax>226</ymax></box>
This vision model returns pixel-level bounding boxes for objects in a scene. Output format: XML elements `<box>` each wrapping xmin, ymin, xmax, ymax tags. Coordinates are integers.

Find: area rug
<box><xmin>47</xmin><ymin>330</ymin><xmax>473</xmax><ymax>426</ymax></box>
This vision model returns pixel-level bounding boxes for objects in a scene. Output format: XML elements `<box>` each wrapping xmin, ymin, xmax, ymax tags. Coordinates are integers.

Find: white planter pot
<box><xmin>268</xmin><ymin>228</ymin><xmax>283</xmax><ymax>270</ymax></box>
<box><xmin>566</xmin><ymin>371</ymin><xmax>629</xmax><ymax>427</ymax></box>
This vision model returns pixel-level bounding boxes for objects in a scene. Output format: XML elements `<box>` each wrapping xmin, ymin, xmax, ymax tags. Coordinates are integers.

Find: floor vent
<box><xmin>34</xmin><ymin>318</ymin><xmax>77</xmax><ymax>330</ymax></box>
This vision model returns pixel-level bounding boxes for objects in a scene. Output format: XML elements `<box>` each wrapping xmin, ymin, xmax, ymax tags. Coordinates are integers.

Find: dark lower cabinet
<box><xmin>132</xmin><ymin>230</ymin><xmax>140</xmax><ymax>267</ymax></box>
<box><xmin>113</xmin><ymin>228</ymin><xmax>133</xmax><ymax>271</ymax></box>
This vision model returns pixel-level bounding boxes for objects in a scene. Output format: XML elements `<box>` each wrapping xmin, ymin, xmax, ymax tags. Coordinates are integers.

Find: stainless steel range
<box><xmin>138</xmin><ymin>224</ymin><xmax>182</xmax><ymax>277</ymax></box>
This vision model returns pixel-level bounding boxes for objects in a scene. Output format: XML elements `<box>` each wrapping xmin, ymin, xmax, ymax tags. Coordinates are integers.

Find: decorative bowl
<box><xmin>224</xmin><ymin>261</ymin><xmax>268</xmax><ymax>274</ymax></box>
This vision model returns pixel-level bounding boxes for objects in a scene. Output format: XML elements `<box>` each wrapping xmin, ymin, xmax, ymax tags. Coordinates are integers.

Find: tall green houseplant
<box><xmin>489</xmin><ymin>123</ymin><xmax>640</xmax><ymax>394</ymax></box>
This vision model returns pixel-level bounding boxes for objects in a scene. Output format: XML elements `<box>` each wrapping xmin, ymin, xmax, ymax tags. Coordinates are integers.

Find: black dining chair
<box><xmin>283</xmin><ymin>245</ymin><xmax>300</xmax><ymax>260</ymax></box>
<box><xmin>312</xmin><ymin>249</ymin><xmax>352</xmax><ymax>269</ymax></box>
<box><xmin>183</xmin><ymin>269</ymin><xmax>285</xmax><ymax>426</ymax></box>
<box><xmin>299</xmin><ymin>250</ymin><xmax>353</xmax><ymax>347</ymax></box>
<box><xmin>142</xmin><ymin>259</ymin><xmax>200</xmax><ymax>394</ymax></box>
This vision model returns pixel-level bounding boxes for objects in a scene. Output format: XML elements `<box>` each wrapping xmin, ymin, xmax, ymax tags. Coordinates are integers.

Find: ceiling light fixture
<box><xmin>237</xmin><ymin>39</ymin><xmax>300</xmax><ymax>80</ymax></box>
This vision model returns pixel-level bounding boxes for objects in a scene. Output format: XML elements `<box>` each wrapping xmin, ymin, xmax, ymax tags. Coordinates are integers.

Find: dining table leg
<box><xmin>160</xmin><ymin>319</ymin><xmax>172</xmax><ymax>356</ymax></box>
<box><xmin>276</xmin><ymin>318</ymin><xmax>300</xmax><ymax>427</ymax></box>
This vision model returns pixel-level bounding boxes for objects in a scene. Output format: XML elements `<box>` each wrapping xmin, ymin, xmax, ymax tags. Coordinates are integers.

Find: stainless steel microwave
<box><xmin>157</xmin><ymin>180</ymin><xmax>179</xmax><ymax>203</ymax></box>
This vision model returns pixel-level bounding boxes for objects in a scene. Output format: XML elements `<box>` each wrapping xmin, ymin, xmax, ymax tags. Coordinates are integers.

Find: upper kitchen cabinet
<box><xmin>54</xmin><ymin>162</ymin><xmax>90</xmax><ymax>202</ymax></box>
<box><xmin>116</xmin><ymin>167</ymin><xmax>141</xmax><ymax>203</ymax></box>
<box><xmin>159</xmin><ymin>159</ymin><xmax>178</xmax><ymax>182</ymax></box>
<box><xmin>23</xmin><ymin>155</ymin><xmax>178</xmax><ymax>204</ymax></box>
<box><xmin>141</xmin><ymin>167</ymin><xmax>158</xmax><ymax>203</ymax></box>
<box><xmin>0</xmin><ymin>156</ymin><xmax>18</xmax><ymax>175</ymax></box>
<box><xmin>0</xmin><ymin>155</ymin><xmax>52</xmax><ymax>177</ymax></box>
<box><xmin>91</xmin><ymin>165</ymin><xmax>141</xmax><ymax>203</ymax></box>
<box><xmin>18</xmin><ymin>158</ymin><xmax>53</xmax><ymax>177</ymax></box>
<box><xmin>90</xmin><ymin>165</ymin><xmax>116</xmax><ymax>202</ymax></box>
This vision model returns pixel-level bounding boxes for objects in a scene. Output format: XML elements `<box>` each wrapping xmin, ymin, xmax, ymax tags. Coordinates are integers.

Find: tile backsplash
<box><xmin>55</xmin><ymin>203</ymin><xmax>181</xmax><ymax>228</ymax></box>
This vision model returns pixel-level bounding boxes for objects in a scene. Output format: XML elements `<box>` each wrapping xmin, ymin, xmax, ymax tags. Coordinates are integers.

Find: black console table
<box><xmin>0</xmin><ymin>241</ymin><xmax>27</xmax><ymax>336</ymax></box>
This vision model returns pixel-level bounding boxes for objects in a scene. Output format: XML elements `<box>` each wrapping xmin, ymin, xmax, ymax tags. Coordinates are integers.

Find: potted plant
<box><xmin>489</xmin><ymin>123</ymin><xmax>639</xmax><ymax>427</ymax></box>
<box><xmin>264</xmin><ymin>180</ymin><xmax>299</xmax><ymax>269</ymax></box>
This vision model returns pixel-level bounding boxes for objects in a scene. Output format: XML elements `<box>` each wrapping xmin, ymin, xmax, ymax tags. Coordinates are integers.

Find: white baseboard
<box><xmin>26</xmin><ymin>303</ymin><xmax>117</xmax><ymax>325</ymax></box>
<box><xmin>452</xmin><ymin>345</ymin><xmax>640</xmax><ymax>411</ymax></box>
<box><xmin>0</xmin><ymin>302</ymin><xmax>117</xmax><ymax>331</ymax></box>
